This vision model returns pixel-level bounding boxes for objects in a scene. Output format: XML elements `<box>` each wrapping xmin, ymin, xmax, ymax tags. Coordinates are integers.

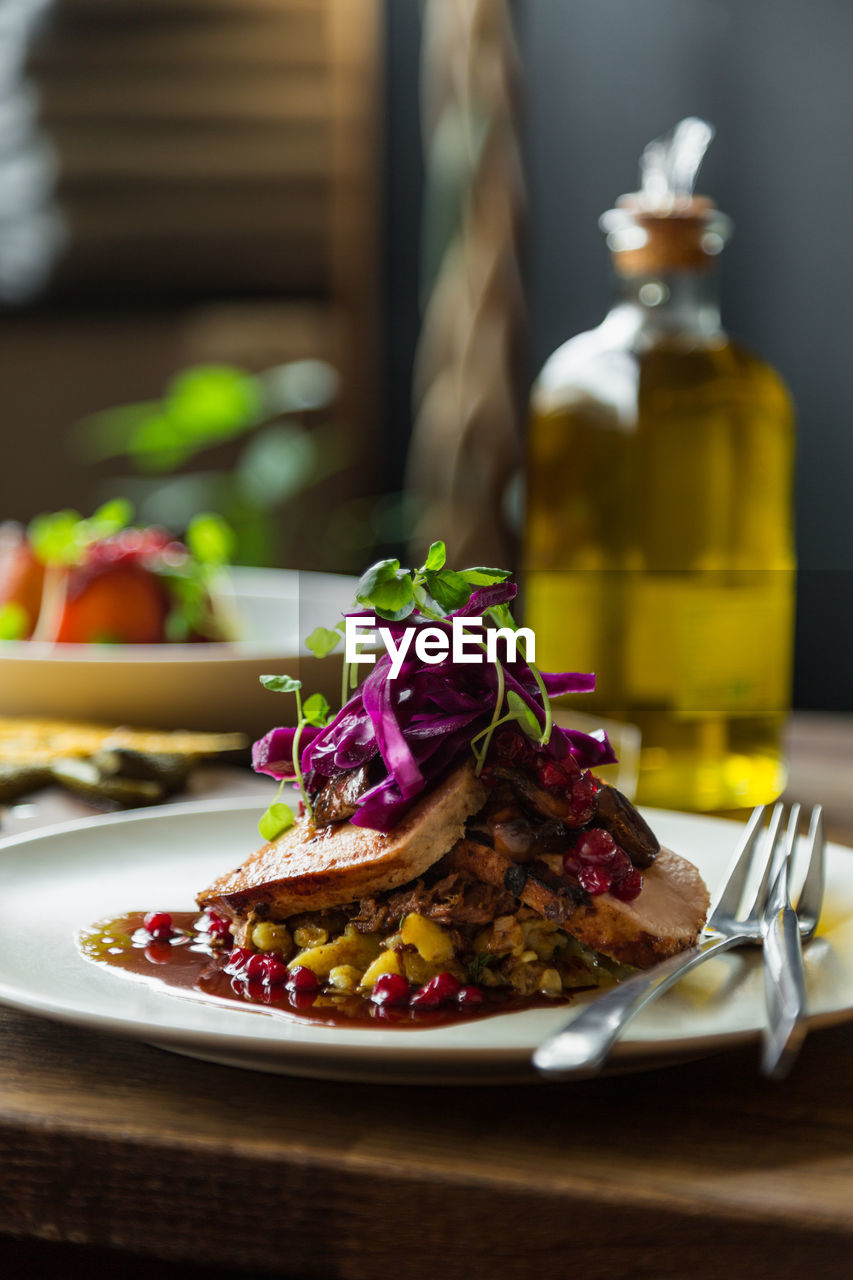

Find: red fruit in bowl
<box><xmin>50</xmin><ymin>563</ymin><xmax>168</xmax><ymax>644</ymax></box>
<box><xmin>0</xmin><ymin>531</ymin><xmax>44</xmax><ymax>637</ymax></box>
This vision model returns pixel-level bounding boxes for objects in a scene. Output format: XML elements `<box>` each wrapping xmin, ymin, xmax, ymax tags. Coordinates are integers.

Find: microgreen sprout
<box><xmin>354</xmin><ymin>541</ymin><xmax>511</xmax><ymax>625</ymax></box>
<box><xmin>348</xmin><ymin>542</ymin><xmax>551</xmax><ymax>773</ymax></box>
<box><xmin>258</xmin><ymin>674</ymin><xmax>332</xmax><ymax>829</ymax></box>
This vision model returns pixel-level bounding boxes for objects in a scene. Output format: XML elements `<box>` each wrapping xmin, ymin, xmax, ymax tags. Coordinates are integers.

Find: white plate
<box><xmin>1</xmin><ymin>799</ymin><xmax>853</xmax><ymax>1083</ymax></box>
<box><xmin>0</xmin><ymin>568</ymin><xmax>355</xmax><ymax>737</ymax></box>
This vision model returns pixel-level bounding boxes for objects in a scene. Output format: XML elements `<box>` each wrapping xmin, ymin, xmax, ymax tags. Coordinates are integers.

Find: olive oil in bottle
<box><xmin>524</xmin><ymin>120</ymin><xmax>795</xmax><ymax>811</ymax></box>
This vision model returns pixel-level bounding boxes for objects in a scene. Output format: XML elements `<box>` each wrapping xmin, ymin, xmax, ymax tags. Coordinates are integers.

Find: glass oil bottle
<box><xmin>524</xmin><ymin>120</ymin><xmax>795</xmax><ymax>810</ymax></box>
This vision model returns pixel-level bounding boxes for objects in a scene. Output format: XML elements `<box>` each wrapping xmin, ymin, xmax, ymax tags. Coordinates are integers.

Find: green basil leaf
<box><xmin>0</xmin><ymin>602</ymin><xmax>29</xmax><ymax>640</ymax></box>
<box><xmin>355</xmin><ymin>557</ymin><xmax>414</xmax><ymax>619</ymax></box>
<box><xmin>373</xmin><ymin>599</ymin><xmax>416</xmax><ymax>623</ymax></box>
<box><xmin>302</xmin><ymin>692</ymin><xmax>331</xmax><ymax>726</ymax></box>
<box><xmin>258</xmin><ymin>802</ymin><xmax>295</xmax><ymax>842</ymax></box>
<box><xmin>422</xmin><ymin>540</ymin><xmax>446</xmax><ymax>572</ymax></box>
<box><xmin>305</xmin><ymin>625</ymin><xmax>343</xmax><ymax>659</ymax></box>
<box><xmin>412</xmin><ymin>580</ymin><xmax>442</xmax><ymax>615</ymax></box>
<box><xmin>425</xmin><ymin>568</ymin><xmax>472</xmax><ymax>612</ymax></box>
<box><xmin>505</xmin><ymin>690</ymin><xmax>542</xmax><ymax>740</ymax></box>
<box><xmin>260</xmin><ymin>674</ymin><xmax>302</xmax><ymax>694</ymax></box>
<box><xmin>460</xmin><ymin>567</ymin><xmax>511</xmax><ymax>586</ymax></box>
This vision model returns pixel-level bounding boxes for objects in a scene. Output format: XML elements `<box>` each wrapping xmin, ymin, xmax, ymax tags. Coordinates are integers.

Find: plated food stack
<box><xmin>197</xmin><ymin>549</ymin><xmax>709</xmax><ymax>1019</ymax></box>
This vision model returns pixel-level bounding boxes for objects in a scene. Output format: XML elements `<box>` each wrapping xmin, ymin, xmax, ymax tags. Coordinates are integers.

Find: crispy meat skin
<box><xmin>197</xmin><ymin>763</ymin><xmax>487</xmax><ymax>920</ymax></box>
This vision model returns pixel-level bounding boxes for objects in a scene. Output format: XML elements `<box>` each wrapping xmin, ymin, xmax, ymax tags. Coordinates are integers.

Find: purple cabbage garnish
<box><xmin>252</xmin><ymin>588</ymin><xmax>616</xmax><ymax>832</ymax></box>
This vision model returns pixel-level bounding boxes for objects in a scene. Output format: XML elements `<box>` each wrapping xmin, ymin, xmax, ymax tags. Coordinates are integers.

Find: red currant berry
<box><xmin>286</xmin><ymin>964</ymin><xmax>319</xmax><ymax>992</ymax></box>
<box><xmin>611</xmin><ymin>866</ymin><xmax>643</xmax><ymax>902</ymax></box>
<box><xmin>143</xmin><ymin>910</ymin><xmax>173</xmax><ymax>938</ymax></box>
<box><xmin>262</xmin><ymin>955</ymin><xmax>288</xmax><ymax>985</ymax></box>
<box><xmin>370</xmin><ymin>974</ymin><xmax>411</xmax><ymax>1007</ymax></box>
<box><xmin>226</xmin><ymin>946</ymin><xmax>253</xmax><ymax>973</ymax></box>
<box><xmin>204</xmin><ymin>912</ymin><xmax>232</xmax><ymax>943</ymax></box>
<box><xmin>567</xmin><ymin>774</ymin><xmax>598</xmax><ymax>826</ymax></box>
<box><xmin>577</xmin><ymin>864</ymin><xmax>613</xmax><ymax>896</ymax></box>
<box><xmin>411</xmin><ymin>972</ymin><xmax>461</xmax><ymax>1010</ymax></box>
<box><xmin>575</xmin><ymin>829</ymin><xmax>618</xmax><ymax>865</ymax></box>
<box><xmin>245</xmin><ymin>953</ymin><xmax>268</xmax><ymax>979</ymax></box>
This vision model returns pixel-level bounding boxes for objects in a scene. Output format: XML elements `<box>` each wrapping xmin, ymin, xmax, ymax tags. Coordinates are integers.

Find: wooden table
<box><xmin>2</xmin><ymin>715</ymin><xmax>853</xmax><ymax>1279</ymax></box>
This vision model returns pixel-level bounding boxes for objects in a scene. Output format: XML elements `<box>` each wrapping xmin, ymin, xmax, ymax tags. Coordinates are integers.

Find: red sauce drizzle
<box><xmin>79</xmin><ymin>910</ymin><xmax>583</xmax><ymax>1029</ymax></box>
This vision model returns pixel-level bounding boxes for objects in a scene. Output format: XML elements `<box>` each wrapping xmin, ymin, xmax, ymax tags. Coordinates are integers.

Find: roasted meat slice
<box><xmin>564</xmin><ymin>847</ymin><xmax>709</xmax><ymax>967</ymax></box>
<box><xmin>197</xmin><ymin>763</ymin><xmax>487</xmax><ymax>921</ymax></box>
<box><xmin>450</xmin><ymin>838</ymin><xmax>708</xmax><ymax>968</ymax></box>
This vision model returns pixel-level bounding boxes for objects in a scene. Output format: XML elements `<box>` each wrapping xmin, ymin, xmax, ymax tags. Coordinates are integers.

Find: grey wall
<box><xmin>385</xmin><ymin>0</ymin><xmax>853</xmax><ymax>710</ymax></box>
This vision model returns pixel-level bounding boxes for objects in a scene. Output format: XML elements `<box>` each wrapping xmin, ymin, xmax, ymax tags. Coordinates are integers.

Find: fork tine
<box><xmin>743</xmin><ymin>802</ymin><xmax>786</xmax><ymax>918</ymax></box>
<box><xmin>766</xmin><ymin>804</ymin><xmax>801</xmax><ymax>919</ymax></box>
<box><xmin>795</xmin><ymin>805</ymin><xmax>825</xmax><ymax>923</ymax></box>
<box><xmin>708</xmin><ymin>805</ymin><xmax>766</xmax><ymax>925</ymax></box>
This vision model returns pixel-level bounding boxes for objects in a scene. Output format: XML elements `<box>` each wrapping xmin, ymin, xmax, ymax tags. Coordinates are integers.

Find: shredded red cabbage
<box><xmin>252</xmin><ymin>582</ymin><xmax>616</xmax><ymax>831</ymax></box>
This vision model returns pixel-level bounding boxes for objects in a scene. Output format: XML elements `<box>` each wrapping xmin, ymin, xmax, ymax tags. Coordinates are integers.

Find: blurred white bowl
<box><xmin>0</xmin><ymin>567</ymin><xmax>356</xmax><ymax>737</ymax></box>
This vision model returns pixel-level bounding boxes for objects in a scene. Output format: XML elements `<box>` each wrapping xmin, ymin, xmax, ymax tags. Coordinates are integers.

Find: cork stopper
<box><xmin>599</xmin><ymin>118</ymin><xmax>731</xmax><ymax>275</ymax></box>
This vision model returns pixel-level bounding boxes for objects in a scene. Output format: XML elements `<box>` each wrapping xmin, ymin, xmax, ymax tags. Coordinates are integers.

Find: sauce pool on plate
<box><xmin>79</xmin><ymin>911</ymin><xmax>586</xmax><ymax>1029</ymax></box>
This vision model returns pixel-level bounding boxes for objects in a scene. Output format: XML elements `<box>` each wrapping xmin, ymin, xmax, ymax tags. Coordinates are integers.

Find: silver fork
<box><xmin>761</xmin><ymin>804</ymin><xmax>824</xmax><ymax>1077</ymax></box>
<box><xmin>533</xmin><ymin>803</ymin><xmax>825</xmax><ymax>1080</ymax></box>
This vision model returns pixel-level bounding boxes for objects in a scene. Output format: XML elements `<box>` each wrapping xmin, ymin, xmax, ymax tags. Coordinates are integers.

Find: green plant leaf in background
<box><xmin>85</xmin><ymin>498</ymin><xmax>133</xmax><ymax>540</ymax></box>
<box><xmin>0</xmin><ymin>602</ymin><xmax>28</xmax><ymax>640</ymax></box>
<box><xmin>28</xmin><ymin>509</ymin><xmax>84</xmax><ymax>564</ymax></box>
<box><xmin>122</xmin><ymin>366</ymin><xmax>261</xmax><ymax>473</ymax></box>
<box><xmin>186</xmin><ymin>512</ymin><xmax>236</xmax><ymax>566</ymax></box>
